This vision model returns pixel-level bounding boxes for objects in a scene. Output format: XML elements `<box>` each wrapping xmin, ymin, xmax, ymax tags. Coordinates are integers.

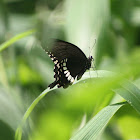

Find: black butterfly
<box><xmin>45</xmin><ymin>39</ymin><xmax>93</xmax><ymax>89</ymax></box>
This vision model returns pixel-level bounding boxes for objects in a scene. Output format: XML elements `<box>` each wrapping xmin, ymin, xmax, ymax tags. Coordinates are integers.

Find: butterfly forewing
<box><xmin>51</xmin><ymin>40</ymin><xmax>87</xmax><ymax>61</ymax></box>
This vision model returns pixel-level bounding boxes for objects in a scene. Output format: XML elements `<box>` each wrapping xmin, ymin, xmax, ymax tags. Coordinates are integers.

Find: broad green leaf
<box><xmin>65</xmin><ymin>0</ymin><xmax>110</xmax><ymax>57</ymax></box>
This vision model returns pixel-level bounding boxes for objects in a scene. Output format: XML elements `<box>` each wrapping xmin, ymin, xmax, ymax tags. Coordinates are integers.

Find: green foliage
<box><xmin>0</xmin><ymin>0</ymin><xmax>140</xmax><ymax>140</ymax></box>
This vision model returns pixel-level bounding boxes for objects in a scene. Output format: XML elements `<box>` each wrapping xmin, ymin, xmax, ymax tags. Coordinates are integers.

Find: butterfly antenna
<box><xmin>89</xmin><ymin>38</ymin><xmax>98</xmax><ymax>77</ymax></box>
<box><xmin>89</xmin><ymin>38</ymin><xmax>96</xmax><ymax>57</ymax></box>
<box><xmin>90</xmin><ymin>57</ymin><xmax>98</xmax><ymax>78</ymax></box>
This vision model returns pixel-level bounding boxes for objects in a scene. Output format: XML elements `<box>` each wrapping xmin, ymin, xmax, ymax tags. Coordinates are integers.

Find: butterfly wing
<box><xmin>51</xmin><ymin>39</ymin><xmax>88</xmax><ymax>75</ymax></box>
<box><xmin>45</xmin><ymin>39</ymin><xmax>90</xmax><ymax>88</ymax></box>
<box><xmin>51</xmin><ymin>39</ymin><xmax>87</xmax><ymax>60</ymax></box>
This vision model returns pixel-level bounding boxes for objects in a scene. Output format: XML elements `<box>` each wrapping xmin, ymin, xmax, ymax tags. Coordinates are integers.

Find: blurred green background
<box><xmin>0</xmin><ymin>0</ymin><xmax>140</xmax><ymax>140</ymax></box>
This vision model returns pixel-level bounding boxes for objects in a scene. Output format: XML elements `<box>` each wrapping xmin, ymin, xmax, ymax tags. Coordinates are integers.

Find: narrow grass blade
<box><xmin>0</xmin><ymin>29</ymin><xmax>36</xmax><ymax>52</ymax></box>
<box><xmin>70</xmin><ymin>102</ymin><xmax>126</xmax><ymax>140</ymax></box>
<box><xmin>15</xmin><ymin>87</ymin><xmax>56</xmax><ymax>140</ymax></box>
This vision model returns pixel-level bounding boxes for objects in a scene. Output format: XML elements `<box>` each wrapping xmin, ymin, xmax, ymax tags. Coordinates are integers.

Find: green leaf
<box><xmin>115</xmin><ymin>80</ymin><xmax>140</xmax><ymax>114</ymax></box>
<box><xmin>70</xmin><ymin>102</ymin><xmax>126</xmax><ymax>140</ymax></box>
<box><xmin>15</xmin><ymin>70</ymin><xmax>116</xmax><ymax>140</ymax></box>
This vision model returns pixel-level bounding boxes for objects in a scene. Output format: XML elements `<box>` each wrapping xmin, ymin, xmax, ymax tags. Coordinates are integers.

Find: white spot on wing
<box><xmin>57</xmin><ymin>63</ymin><xmax>60</xmax><ymax>68</ymax></box>
<box><xmin>64</xmin><ymin>70</ymin><xmax>68</xmax><ymax>74</ymax></box>
<box><xmin>66</xmin><ymin>72</ymin><xmax>70</xmax><ymax>77</ymax></box>
<box><xmin>63</xmin><ymin>62</ymin><xmax>66</xmax><ymax>66</ymax></box>
<box><xmin>68</xmin><ymin>75</ymin><xmax>72</xmax><ymax>81</ymax></box>
<box><xmin>54</xmin><ymin>60</ymin><xmax>58</xmax><ymax>64</ymax></box>
<box><xmin>70</xmin><ymin>77</ymin><xmax>75</xmax><ymax>83</ymax></box>
<box><xmin>63</xmin><ymin>67</ymin><xmax>67</xmax><ymax>70</ymax></box>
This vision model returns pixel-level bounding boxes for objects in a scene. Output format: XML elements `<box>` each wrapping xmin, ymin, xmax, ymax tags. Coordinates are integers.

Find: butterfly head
<box><xmin>87</xmin><ymin>56</ymin><xmax>93</xmax><ymax>70</ymax></box>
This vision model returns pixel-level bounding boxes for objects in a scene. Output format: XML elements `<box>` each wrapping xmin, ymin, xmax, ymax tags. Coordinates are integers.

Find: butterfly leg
<box><xmin>77</xmin><ymin>70</ymin><xmax>86</xmax><ymax>80</ymax></box>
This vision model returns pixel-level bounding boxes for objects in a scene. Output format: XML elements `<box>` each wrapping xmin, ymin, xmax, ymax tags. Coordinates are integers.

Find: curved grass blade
<box><xmin>15</xmin><ymin>87</ymin><xmax>56</xmax><ymax>140</ymax></box>
<box><xmin>0</xmin><ymin>29</ymin><xmax>36</xmax><ymax>52</ymax></box>
<box><xmin>70</xmin><ymin>102</ymin><xmax>126</xmax><ymax>140</ymax></box>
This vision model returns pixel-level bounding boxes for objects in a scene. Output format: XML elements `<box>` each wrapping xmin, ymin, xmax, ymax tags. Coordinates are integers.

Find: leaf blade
<box><xmin>0</xmin><ymin>29</ymin><xmax>36</xmax><ymax>52</ymax></box>
<box><xmin>115</xmin><ymin>80</ymin><xmax>140</xmax><ymax>114</ymax></box>
<box><xmin>70</xmin><ymin>102</ymin><xmax>126</xmax><ymax>140</ymax></box>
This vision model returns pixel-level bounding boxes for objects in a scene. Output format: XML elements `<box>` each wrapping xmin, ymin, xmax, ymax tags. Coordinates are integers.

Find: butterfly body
<box><xmin>45</xmin><ymin>39</ymin><xmax>93</xmax><ymax>89</ymax></box>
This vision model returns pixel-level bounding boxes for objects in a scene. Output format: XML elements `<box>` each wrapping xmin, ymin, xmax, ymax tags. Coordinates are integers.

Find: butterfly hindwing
<box><xmin>50</xmin><ymin>58</ymin><xmax>74</xmax><ymax>88</ymax></box>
